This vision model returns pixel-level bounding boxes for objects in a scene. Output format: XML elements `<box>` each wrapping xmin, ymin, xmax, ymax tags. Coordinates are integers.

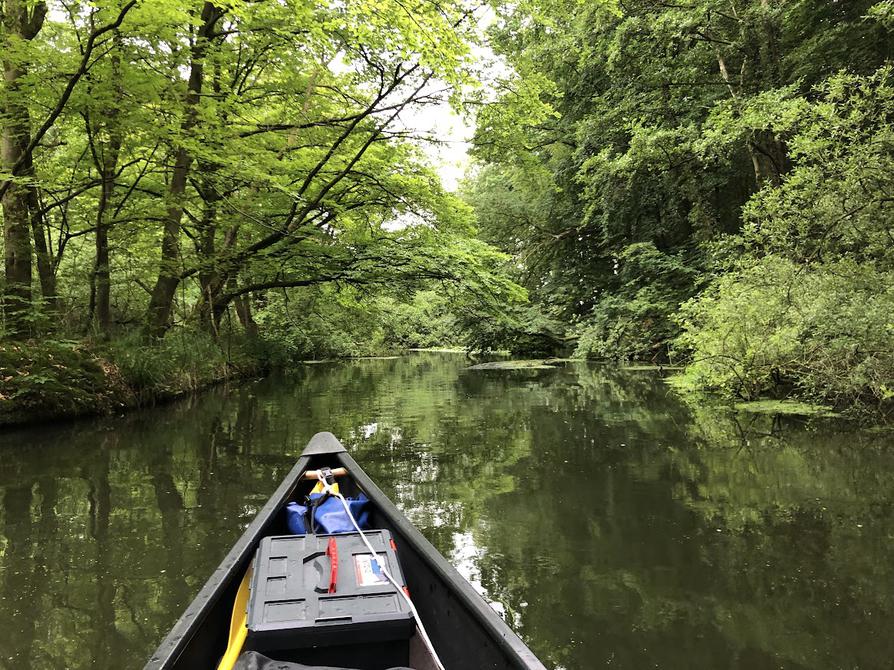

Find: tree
<box><xmin>0</xmin><ymin>0</ymin><xmax>524</xmax><ymax>355</ymax></box>
<box><xmin>469</xmin><ymin>0</ymin><xmax>892</xmax><ymax>383</ymax></box>
<box><xmin>144</xmin><ymin>2</ymin><xmax>223</xmax><ymax>338</ymax></box>
<box><xmin>1</xmin><ymin>0</ymin><xmax>46</xmax><ymax>336</ymax></box>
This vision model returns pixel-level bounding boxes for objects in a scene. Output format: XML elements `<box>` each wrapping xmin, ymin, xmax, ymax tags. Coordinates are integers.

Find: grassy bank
<box><xmin>0</xmin><ymin>326</ymin><xmax>470</xmax><ymax>427</ymax></box>
<box><xmin>0</xmin><ymin>332</ymin><xmax>268</xmax><ymax>427</ymax></box>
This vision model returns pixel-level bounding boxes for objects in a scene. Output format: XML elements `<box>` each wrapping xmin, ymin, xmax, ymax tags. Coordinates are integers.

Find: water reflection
<box><xmin>0</xmin><ymin>354</ymin><xmax>893</xmax><ymax>669</ymax></box>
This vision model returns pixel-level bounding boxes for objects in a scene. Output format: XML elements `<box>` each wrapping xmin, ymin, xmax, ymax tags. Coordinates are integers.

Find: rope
<box><xmin>315</xmin><ymin>474</ymin><xmax>447</xmax><ymax>670</ymax></box>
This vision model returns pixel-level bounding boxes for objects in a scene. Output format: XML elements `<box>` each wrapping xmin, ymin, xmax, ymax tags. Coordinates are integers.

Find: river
<box><xmin>0</xmin><ymin>353</ymin><xmax>892</xmax><ymax>669</ymax></box>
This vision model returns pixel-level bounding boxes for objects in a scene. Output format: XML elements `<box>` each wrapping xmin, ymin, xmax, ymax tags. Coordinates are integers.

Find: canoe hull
<box><xmin>145</xmin><ymin>432</ymin><xmax>546</xmax><ymax>670</ymax></box>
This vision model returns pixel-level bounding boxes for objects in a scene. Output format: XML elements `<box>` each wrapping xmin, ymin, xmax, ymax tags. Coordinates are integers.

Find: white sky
<box><xmin>402</xmin><ymin>102</ymin><xmax>475</xmax><ymax>192</ymax></box>
<box><xmin>397</xmin><ymin>7</ymin><xmax>507</xmax><ymax>192</ymax></box>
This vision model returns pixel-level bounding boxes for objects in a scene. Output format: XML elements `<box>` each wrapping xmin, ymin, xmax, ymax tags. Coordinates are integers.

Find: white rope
<box><xmin>315</xmin><ymin>475</ymin><xmax>447</xmax><ymax>670</ymax></box>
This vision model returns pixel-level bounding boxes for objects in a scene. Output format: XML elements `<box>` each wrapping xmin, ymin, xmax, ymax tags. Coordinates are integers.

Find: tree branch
<box><xmin>0</xmin><ymin>0</ymin><xmax>138</xmax><ymax>200</ymax></box>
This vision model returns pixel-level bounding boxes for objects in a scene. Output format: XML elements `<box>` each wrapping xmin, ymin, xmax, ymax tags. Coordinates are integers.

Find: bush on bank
<box><xmin>0</xmin><ymin>340</ymin><xmax>133</xmax><ymax>425</ymax></box>
<box><xmin>0</xmin><ymin>331</ymin><xmax>264</xmax><ymax>426</ymax></box>
<box><xmin>0</xmin><ymin>289</ymin><xmax>461</xmax><ymax>426</ymax></box>
<box><xmin>674</xmin><ymin>70</ymin><xmax>894</xmax><ymax>416</ymax></box>
<box><xmin>674</xmin><ymin>258</ymin><xmax>894</xmax><ymax>414</ymax></box>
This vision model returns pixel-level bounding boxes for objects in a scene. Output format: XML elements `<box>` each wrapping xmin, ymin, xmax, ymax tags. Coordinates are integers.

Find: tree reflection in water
<box><xmin>0</xmin><ymin>353</ymin><xmax>892</xmax><ymax>669</ymax></box>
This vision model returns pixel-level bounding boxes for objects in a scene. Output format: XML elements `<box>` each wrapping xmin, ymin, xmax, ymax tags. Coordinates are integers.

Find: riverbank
<box><xmin>0</xmin><ymin>336</ymin><xmax>472</xmax><ymax>428</ymax></box>
<box><xmin>0</xmin><ymin>334</ymin><xmax>267</xmax><ymax>427</ymax></box>
<box><xmin>2</xmin><ymin>340</ymin><xmax>884</xmax><ymax>429</ymax></box>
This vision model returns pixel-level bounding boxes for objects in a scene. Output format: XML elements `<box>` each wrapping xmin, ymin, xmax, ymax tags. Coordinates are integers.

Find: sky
<box><xmin>403</xmin><ymin>102</ymin><xmax>476</xmax><ymax>192</ymax></box>
<box><xmin>396</xmin><ymin>6</ymin><xmax>506</xmax><ymax>192</ymax></box>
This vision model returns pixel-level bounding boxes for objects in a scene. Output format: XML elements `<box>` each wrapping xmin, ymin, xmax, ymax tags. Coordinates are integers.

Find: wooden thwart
<box><xmin>302</xmin><ymin>467</ymin><xmax>348</xmax><ymax>480</ymax></box>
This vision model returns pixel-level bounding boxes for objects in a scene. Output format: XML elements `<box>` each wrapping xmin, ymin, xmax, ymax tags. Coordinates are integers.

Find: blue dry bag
<box><xmin>285</xmin><ymin>493</ymin><xmax>371</xmax><ymax>534</ymax></box>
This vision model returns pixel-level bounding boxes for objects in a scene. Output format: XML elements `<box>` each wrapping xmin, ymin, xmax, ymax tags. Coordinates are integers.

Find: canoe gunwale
<box><xmin>143</xmin><ymin>455</ymin><xmax>311</xmax><ymax>670</ymax></box>
<box><xmin>144</xmin><ymin>431</ymin><xmax>546</xmax><ymax>670</ymax></box>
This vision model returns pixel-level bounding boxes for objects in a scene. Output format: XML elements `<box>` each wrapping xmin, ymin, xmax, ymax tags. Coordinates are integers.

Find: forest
<box><xmin>469</xmin><ymin>0</ymin><xmax>894</xmax><ymax>412</ymax></box>
<box><xmin>1</xmin><ymin>0</ymin><xmax>893</xmax><ymax>419</ymax></box>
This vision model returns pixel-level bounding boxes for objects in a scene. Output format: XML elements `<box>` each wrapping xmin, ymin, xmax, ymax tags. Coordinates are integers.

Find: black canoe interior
<box><xmin>145</xmin><ymin>433</ymin><xmax>545</xmax><ymax>670</ymax></box>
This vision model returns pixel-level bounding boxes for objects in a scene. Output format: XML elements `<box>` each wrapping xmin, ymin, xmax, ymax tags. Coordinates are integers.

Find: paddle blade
<box><xmin>217</xmin><ymin>565</ymin><xmax>252</xmax><ymax>670</ymax></box>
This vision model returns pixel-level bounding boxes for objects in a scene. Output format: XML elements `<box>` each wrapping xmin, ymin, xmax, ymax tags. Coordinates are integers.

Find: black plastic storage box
<box><xmin>245</xmin><ymin>530</ymin><xmax>415</xmax><ymax>668</ymax></box>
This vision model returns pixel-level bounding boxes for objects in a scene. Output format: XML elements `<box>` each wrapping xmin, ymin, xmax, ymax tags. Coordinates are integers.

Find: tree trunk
<box><xmin>89</xmin><ymin>33</ymin><xmax>124</xmax><ymax>338</ymax></box>
<box><xmin>93</xmin><ymin>159</ymin><xmax>119</xmax><ymax>336</ymax></box>
<box><xmin>750</xmin><ymin>132</ymin><xmax>789</xmax><ymax>187</ymax></box>
<box><xmin>210</xmin><ymin>286</ymin><xmax>233</xmax><ymax>334</ymax></box>
<box><xmin>234</xmin><ymin>295</ymin><xmax>259</xmax><ymax>338</ymax></box>
<box><xmin>1</xmin><ymin>1</ymin><xmax>46</xmax><ymax>338</ymax></box>
<box><xmin>1</xmin><ymin>148</ymin><xmax>32</xmax><ymax>337</ymax></box>
<box><xmin>196</xmin><ymin>197</ymin><xmax>222</xmax><ymax>333</ymax></box>
<box><xmin>94</xmin><ymin>202</ymin><xmax>112</xmax><ymax>335</ymax></box>
<box><xmin>145</xmin><ymin>2</ymin><xmax>221</xmax><ymax>339</ymax></box>
<box><xmin>28</xmin><ymin>193</ymin><xmax>57</xmax><ymax>312</ymax></box>
<box><xmin>196</xmin><ymin>222</ymin><xmax>240</xmax><ymax>337</ymax></box>
<box><xmin>24</xmin><ymin>155</ymin><xmax>58</xmax><ymax>314</ymax></box>
<box><xmin>90</xmin><ymin>122</ymin><xmax>122</xmax><ymax>337</ymax></box>
<box><xmin>195</xmin><ymin>58</ymin><xmax>226</xmax><ymax>335</ymax></box>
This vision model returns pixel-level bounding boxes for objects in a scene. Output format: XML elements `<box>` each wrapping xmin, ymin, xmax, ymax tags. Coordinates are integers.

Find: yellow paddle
<box><xmin>217</xmin><ymin>467</ymin><xmax>345</xmax><ymax>669</ymax></box>
<box><xmin>216</xmin><ymin>565</ymin><xmax>252</xmax><ymax>670</ymax></box>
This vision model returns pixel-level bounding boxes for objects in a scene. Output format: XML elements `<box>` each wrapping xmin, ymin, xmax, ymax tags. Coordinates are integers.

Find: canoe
<box><xmin>144</xmin><ymin>432</ymin><xmax>546</xmax><ymax>670</ymax></box>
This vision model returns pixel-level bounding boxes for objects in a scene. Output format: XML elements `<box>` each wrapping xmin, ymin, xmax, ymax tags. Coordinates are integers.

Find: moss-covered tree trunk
<box><xmin>1</xmin><ymin>0</ymin><xmax>46</xmax><ymax>338</ymax></box>
<box><xmin>145</xmin><ymin>2</ymin><xmax>221</xmax><ymax>339</ymax></box>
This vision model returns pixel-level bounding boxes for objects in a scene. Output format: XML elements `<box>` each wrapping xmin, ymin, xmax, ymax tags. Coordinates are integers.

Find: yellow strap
<box><xmin>216</xmin><ymin>565</ymin><xmax>252</xmax><ymax>670</ymax></box>
<box><xmin>311</xmin><ymin>481</ymin><xmax>339</xmax><ymax>495</ymax></box>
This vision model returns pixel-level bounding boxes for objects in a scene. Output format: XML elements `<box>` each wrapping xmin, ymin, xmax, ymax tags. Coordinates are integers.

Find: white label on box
<box><xmin>354</xmin><ymin>553</ymin><xmax>387</xmax><ymax>587</ymax></box>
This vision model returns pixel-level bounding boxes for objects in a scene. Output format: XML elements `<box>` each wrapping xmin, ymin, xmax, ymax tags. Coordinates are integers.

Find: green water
<box><xmin>1</xmin><ymin>353</ymin><xmax>893</xmax><ymax>669</ymax></box>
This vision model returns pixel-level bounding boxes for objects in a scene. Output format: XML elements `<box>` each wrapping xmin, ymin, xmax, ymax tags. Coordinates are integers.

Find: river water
<box><xmin>1</xmin><ymin>353</ymin><xmax>892</xmax><ymax>669</ymax></box>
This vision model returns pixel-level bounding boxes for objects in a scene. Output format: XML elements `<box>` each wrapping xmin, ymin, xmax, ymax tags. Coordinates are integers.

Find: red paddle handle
<box><xmin>326</xmin><ymin>538</ymin><xmax>338</xmax><ymax>593</ymax></box>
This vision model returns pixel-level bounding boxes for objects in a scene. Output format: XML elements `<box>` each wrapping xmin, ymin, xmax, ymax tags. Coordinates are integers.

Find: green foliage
<box><xmin>574</xmin><ymin>243</ymin><xmax>702</xmax><ymax>361</ymax></box>
<box><xmin>453</xmin><ymin>301</ymin><xmax>566</xmax><ymax>356</ymax></box>
<box><xmin>253</xmin><ymin>286</ymin><xmax>388</xmax><ymax>362</ymax></box>
<box><xmin>105</xmin><ymin>329</ymin><xmax>248</xmax><ymax>395</ymax></box>
<box><xmin>0</xmin><ymin>0</ymin><xmax>891</xmax><ymax>414</ymax></box>
<box><xmin>677</xmin><ymin>257</ymin><xmax>894</xmax><ymax>409</ymax></box>
<box><xmin>870</xmin><ymin>1</ymin><xmax>894</xmax><ymax>28</ymax></box>
<box><xmin>733</xmin><ymin>399</ymin><xmax>838</xmax><ymax>417</ymax></box>
<box><xmin>741</xmin><ymin>69</ymin><xmax>894</xmax><ymax>265</ymax></box>
<box><xmin>470</xmin><ymin>0</ymin><xmax>893</xmax><ymax>410</ymax></box>
<box><xmin>0</xmin><ymin>0</ymin><xmax>531</xmax><ymax>402</ymax></box>
<box><xmin>0</xmin><ymin>328</ymin><xmax>280</xmax><ymax>424</ymax></box>
<box><xmin>677</xmin><ymin>68</ymin><xmax>894</xmax><ymax>412</ymax></box>
<box><xmin>378</xmin><ymin>291</ymin><xmax>459</xmax><ymax>350</ymax></box>
<box><xmin>0</xmin><ymin>340</ymin><xmax>131</xmax><ymax>424</ymax></box>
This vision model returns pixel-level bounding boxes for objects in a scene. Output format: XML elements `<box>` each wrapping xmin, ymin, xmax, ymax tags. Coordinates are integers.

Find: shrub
<box><xmin>0</xmin><ymin>340</ymin><xmax>131</xmax><ymax>424</ymax></box>
<box><xmin>106</xmin><ymin>329</ymin><xmax>236</xmax><ymax>395</ymax></box>
<box><xmin>254</xmin><ymin>286</ymin><xmax>389</xmax><ymax>361</ymax></box>
<box><xmin>379</xmin><ymin>291</ymin><xmax>460</xmax><ymax>349</ymax></box>
<box><xmin>676</xmin><ymin>257</ymin><xmax>894</xmax><ymax>409</ymax></box>
<box><xmin>574</xmin><ymin>243</ymin><xmax>702</xmax><ymax>361</ymax></box>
